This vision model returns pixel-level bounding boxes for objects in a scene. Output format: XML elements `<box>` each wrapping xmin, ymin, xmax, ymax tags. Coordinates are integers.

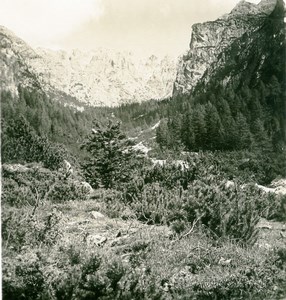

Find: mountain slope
<box><xmin>35</xmin><ymin>48</ymin><xmax>177</xmax><ymax>106</ymax></box>
<box><xmin>173</xmin><ymin>0</ymin><xmax>282</xmax><ymax>96</ymax></box>
<box><xmin>196</xmin><ymin>0</ymin><xmax>285</xmax><ymax>91</ymax></box>
<box><xmin>193</xmin><ymin>0</ymin><xmax>286</xmax><ymax>141</ymax></box>
<box><xmin>0</xmin><ymin>26</ymin><xmax>44</xmax><ymax>96</ymax></box>
<box><xmin>154</xmin><ymin>0</ymin><xmax>285</xmax><ymax>183</ymax></box>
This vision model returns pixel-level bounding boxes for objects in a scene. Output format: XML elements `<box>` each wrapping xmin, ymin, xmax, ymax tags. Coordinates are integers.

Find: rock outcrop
<box><xmin>173</xmin><ymin>0</ymin><xmax>281</xmax><ymax>96</ymax></box>
<box><xmin>0</xmin><ymin>26</ymin><xmax>177</xmax><ymax>106</ymax></box>
<box><xmin>36</xmin><ymin>48</ymin><xmax>177</xmax><ymax>106</ymax></box>
<box><xmin>0</xmin><ymin>27</ymin><xmax>44</xmax><ymax>97</ymax></box>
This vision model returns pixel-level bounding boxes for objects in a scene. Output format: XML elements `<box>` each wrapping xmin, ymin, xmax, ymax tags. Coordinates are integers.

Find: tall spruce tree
<box><xmin>205</xmin><ymin>102</ymin><xmax>224</xmax><ymax>150</ymax></box>
<box><xmin>81</xmin><ymin>120</ymin><xmax>142</xmax><ymax>189</ymax></box>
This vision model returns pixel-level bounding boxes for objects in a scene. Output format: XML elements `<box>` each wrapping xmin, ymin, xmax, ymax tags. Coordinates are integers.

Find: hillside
<box><xmin>154</xmin><ymin>0</ymin><xmax>285</xmax><ymax>182</ymax></box>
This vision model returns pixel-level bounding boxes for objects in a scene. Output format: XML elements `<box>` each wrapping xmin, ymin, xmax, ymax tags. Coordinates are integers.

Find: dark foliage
<box><xmin>81</xmin><ymin>120</ymin><xmax>145</xmax><ymax>189</ymax></box>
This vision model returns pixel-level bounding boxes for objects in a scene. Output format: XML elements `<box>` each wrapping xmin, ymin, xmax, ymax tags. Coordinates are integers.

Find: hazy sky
<box><xmin>0</xmin><ymin>0</ymin><xmax>262</xmax><ymax>57</ymax></box>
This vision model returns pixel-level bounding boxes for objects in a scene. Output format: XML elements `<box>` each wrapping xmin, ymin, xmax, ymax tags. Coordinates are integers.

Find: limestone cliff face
<box><xmin>173</xmin><ymin>0</ymin><xmax>279</xmax><ymax>96</ymax></box>
<box><xmin>0</xmin><ymin>26</ymin><xmax>177</xmax><ymax>106</ymax></box>
<box><xmin>34</xmin><ymin>49</ymin><xmax>176</xmax><ymax>106</ymax></box>
<box><xmin>0</xmin><ymin>27</ymin><xmax>44</xmax><ymax>96</ymax></box>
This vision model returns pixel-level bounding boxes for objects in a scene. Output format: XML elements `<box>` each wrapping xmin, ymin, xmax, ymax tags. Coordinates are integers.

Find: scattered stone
<box><xmin>132</xmin><ymin>141</ymin><xmax>151</xmax><ymax>155</ymax></box>
<box><xmin>255</xmin><ymin>184</ymin><xmax>275</xmax><ymax>194</ymax></box>
<box><xmin>121</xmin><ymin>253</ymin><xmax>131</xmax><ymax>263</ymax></box>
<box><xmin>256</xmin><ymin>179</ymin><xmax>286</xmax><ymax>195</ymax></box>
<box><xmin>61</xmin><ymin>160</ymin><xmax>73</xmax><ymax>174</ymax></box>
<box><xmin>259</xmin><ymin>225</ymin><xmax>272</xmax><ymax>230</ymax></box>
<box><xmin>111</xmin><ymin>236</ymin><xmax>130</xmax><ymax>247</ymax></box>
<box><xmin>153</xmin><ymin>225</ymin><xmax>173</xmax><ymax>239</ymax></box>
<box><xmin>257</xmin><ymin>219</ymin><xmax>273</xmax><ymax>230</ymax></box>
<box><xmin>90</xmin><ymin>211</ymin><xmax>105</xmax><ymax>219</ymax></box>
<box><xmin>270</xmin><ymin>178</ymin><xmax>286</xmax><ymax>189</ymax></box>
<box><xmin>2</xmin><ymin>163</ymin><xmax>30</xmax><ymax>173</ymax></box>
<box><xmin>80</xmin><ymin>181</ymin><xmax>93</xmax><ymax>193</ymax></box>
<box><xmin>225</xmin><ymin>180</ymin><xmax>235</xmax><ymax>188</ymax></box>
<box><xmin>86</xmin><ymin>234</ymin><xmax>107</xmax><ymax>247</ymax></box>
<box><xmin>78</xmin><ymin>220</ymin><xmax>90</xmax><ymax>225</ymax></box>
<box><xmin>121</xmin><ymin>207</ymin><xmax>136</xmax><ymax>220</ymax></box>
<box><xmin>218</xmin><ymin>257</ymin><xmax>232</xmax><ymax>266</ymax></box>
<box><xmin>161</xmin><ymin>282</ymin><xmax>171</xmax><ymax>292</ymax></box>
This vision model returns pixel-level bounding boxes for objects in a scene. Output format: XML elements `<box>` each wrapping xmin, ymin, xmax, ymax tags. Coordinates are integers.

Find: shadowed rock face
<box><xmin>173</xmin><ymin>0</ymin><xmax>280</xmax><ymax>96</ymax></box>
<box><xmin>0</xmin><ymin>26</ymin><xmax>177</xmax><ymax>106</ymax></box>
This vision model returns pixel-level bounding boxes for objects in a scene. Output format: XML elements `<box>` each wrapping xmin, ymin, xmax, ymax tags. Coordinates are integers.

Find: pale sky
<box><xmin>0</xmin><ymin>0</ymin><xmax>262</xmax><ymax>58</ymax></box>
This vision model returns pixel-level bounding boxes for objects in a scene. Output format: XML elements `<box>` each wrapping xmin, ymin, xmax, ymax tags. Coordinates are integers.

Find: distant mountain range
<box><xmin>0</xmin><ymin>0</ymin><xmax>284</xmax><ymax>108</ymax></box>
<box><xmin>0</xmin><ymin>27</ymin><xmax>177</xmax><ymax>106</ymax></box>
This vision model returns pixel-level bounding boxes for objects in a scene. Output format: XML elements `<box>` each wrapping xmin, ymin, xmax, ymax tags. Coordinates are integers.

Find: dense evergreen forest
<box><xmin>2</xmin><ymin>69</ymin><xmax>285</xmax><ymax>183</ymax></box>
<box><xmin>157</xmin><ymin>78</ymin><xmax>285</xmax><ymax>151</ymax></box>
<box><xmin>1</xmin><ymin>0</ymin><xmax>285</xmax><ymax>182</ymax></box>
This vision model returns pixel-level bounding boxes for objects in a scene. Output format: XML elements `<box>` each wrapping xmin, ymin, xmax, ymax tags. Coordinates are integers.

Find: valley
<box><xmin>1</xmin><ymin>0</ymin><xmax>286</xmax><ymax>299</ymax></box>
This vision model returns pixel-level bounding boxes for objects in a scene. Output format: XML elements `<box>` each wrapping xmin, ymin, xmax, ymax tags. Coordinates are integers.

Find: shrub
<box><xmin>125</xmin><ymin>183</ymin><xmax>186</xmax><ymax>225</ymax></box>
<box><xmin>274</xmin><ymin>194</ymin><xmax>286</xmax><ymax>222</ymax></box>
<box><xmin>117</xmin><ymin>175</ymin><xmax>276</xmax><ymax>245</ymax></box>
<box><xmin>2</xmin><ymin>116</ymin><xmax>69</xmax><ymax>170</ymax></box>
<box><xmin>2</xmin><ymin>206</ymin><xmax>63</xmax><ymax>251</ymax></box>
<box><xmin>49</xmin><ymin>178</ymin><xmax>90</xmax><ymax>202</ymax></box>
<box><xmin>2</xmin><ymin>163</ymin><xmax>91</xmax><ymax>207</ymax></box>
<box><xmin>144</xmin><ymin>162</ymin><xmax>196</xmax><ymax>190</ymax></box>
<box><xmin>3</xmin><ymin>252</ymin><xmax>45</xmax><ymax>300</ymax></box>
<box><xmin>183</xmin><ymin>178</ymin><xmax>261</xmax><ymax>244</ymax></box>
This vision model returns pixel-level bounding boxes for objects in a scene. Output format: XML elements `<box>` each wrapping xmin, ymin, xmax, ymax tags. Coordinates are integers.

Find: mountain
<box><xmin>35</xmin><ymin>48</ymin><xmax>177</xmax><ymax>106</ymax></box>
<box><xmin>173</xmin><ymin>0</ymin><xmax>283</xmax><ymax>96</ymax></box>
<box><xmin>0</xmin><ymin>27</ymin><xmax>44</xmax><ymax>96</ymax></box>
<box><xmin>1</xmin><ymin>0</ymin><xmax>285</xmax><ymax>183</ymax></box>
<box><xmin>155</xmin><ymin>0</ymin><xmax>285</xmax><ymax>166</ymax></box>
<box><xmin>0</xmin><ymin>26</ymin><xmax>177</xmax><ymax>106</ymax></box>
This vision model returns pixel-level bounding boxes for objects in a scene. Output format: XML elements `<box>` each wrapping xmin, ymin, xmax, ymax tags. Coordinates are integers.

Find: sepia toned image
<box><xmin>1</xmin><ymin>0</ymin><xmax>286</xmax><ymax>299</ymax></box>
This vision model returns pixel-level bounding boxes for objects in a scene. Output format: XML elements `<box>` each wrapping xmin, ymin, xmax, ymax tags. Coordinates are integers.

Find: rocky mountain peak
<box><xmin>0</xmin><ymin>26</ymin><xmax>177</xmax><ymax>106</ymax></box>
<box><xmin>230</xmin><ymin>0</ymin><xmax>258</xmax><ymax>16</ymax></box>
<box><xmin>225</xmin><ymin>0</ymin><xmax>278</xmax><ymax>18</ymax></box>
<box><xmin>0</xmin><ymin>25</ymin><xmax>44</xmax><ymax>96</ymax></box>
<box><xmin>257</xmin><ymin>0</ymin><xmax>281</xmax><ymax>14</ymax></box>
<box><xmin>173</xmin><ymin>0</ymin><xmax>281</xmax><ymax>96</ymax></box>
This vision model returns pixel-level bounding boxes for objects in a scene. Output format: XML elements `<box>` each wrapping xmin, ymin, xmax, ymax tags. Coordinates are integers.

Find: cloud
<box><xmin>1</xmin><ymin>0</ymin><xmax>276</xmax><ymax>56</ymax></box>
<box><xmin>0</xmin><ymin>0</ymin><xmax>103</xmax><ymax>47</ymax></box>
<box><xmin>62</xmin><ymin>0</ymin><xmax>245</xmax><ymax>56</ymax></box>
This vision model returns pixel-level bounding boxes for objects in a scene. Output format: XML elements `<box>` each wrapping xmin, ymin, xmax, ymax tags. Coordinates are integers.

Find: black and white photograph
<box><xmin>1</xmin><ymin>0</ymin><xmax>286</xmax><ymax>299</ymax></box>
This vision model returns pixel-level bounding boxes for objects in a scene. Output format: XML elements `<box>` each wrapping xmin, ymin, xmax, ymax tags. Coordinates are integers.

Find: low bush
<box><xmin>49</xmin><ymin>178</ymin><xmax>91</xmax><ymax>203</ymax></box>
<box><xmin>274</xmin><ymin>194</ymin><xmax>286</xmax><ymax>222</ymax></box>
<box><xmin>3</xmin><ymin>252</ymin><xmax>46</xmax><ymax>300</ymax></box>
<box><xmin>113</xmin><ymin>174</ymin><xmax>279</xmax><ymax>245</ymax></box>
<box><xmin>2</xmin><ymin>205</ymin><xmax>63</xmax><ymax>251</ymax></box>
<box><xmin>2</xmin><ymin>115</ymin><xmax>71</xmax><ymax>170</ymax></box>
<box><xmin>2</xmin><ymin>163</ymin><xmax>91</xmax><ymax>206</ymax></box>
<box><xmin>182</xmin><ymin>178</ymin><xmax>261</xmax><ymax>244</ymax></box>
<box><xmin>2</xmin><ymin>203</ymin><xmax>286</xmax><ymax>300</ymax></box>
